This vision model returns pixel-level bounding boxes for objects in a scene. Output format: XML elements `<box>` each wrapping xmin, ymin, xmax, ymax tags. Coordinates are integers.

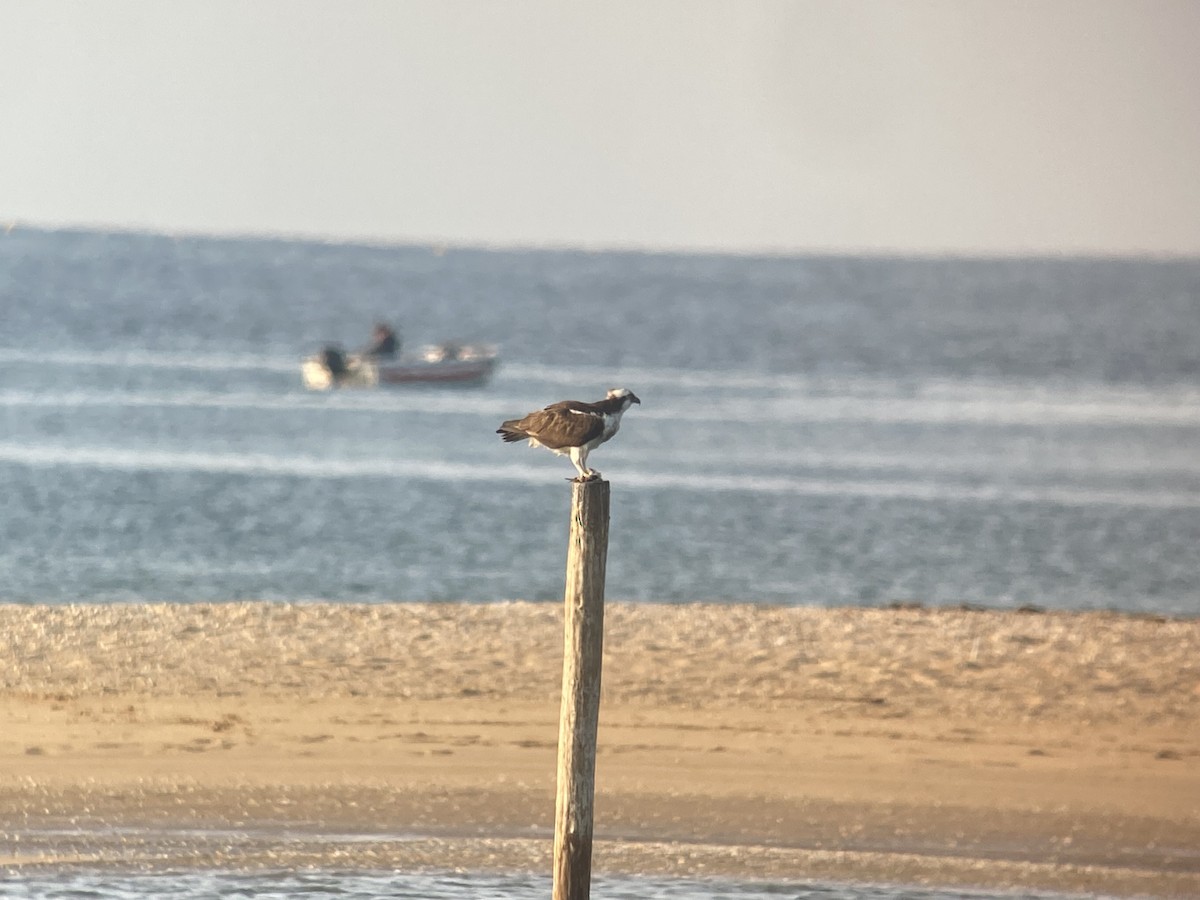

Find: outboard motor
<box><xmin>321</xmin><ymin>345</ymin><xmax>348</xmax><ymax>379</ymax></box>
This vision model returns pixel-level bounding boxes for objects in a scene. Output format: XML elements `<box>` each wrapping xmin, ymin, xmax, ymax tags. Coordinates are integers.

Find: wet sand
<box><xmin>1</xmin><ymin>602</ymin><xmax>1198</xmax><ymax>896</ymax></box>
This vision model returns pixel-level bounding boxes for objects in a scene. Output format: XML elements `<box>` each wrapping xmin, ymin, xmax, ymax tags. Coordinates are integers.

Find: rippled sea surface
<box><xmin>2</xmin><ymin>228</ymin><xmax>1198</xmax><ymax>613</ymax></box>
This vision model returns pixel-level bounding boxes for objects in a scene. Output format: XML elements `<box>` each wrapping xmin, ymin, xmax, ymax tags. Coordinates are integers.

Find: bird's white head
<box><xmin>606</xmin><ymin>387</ymin><xmax>641</xmax><ymax>409</ymax></box>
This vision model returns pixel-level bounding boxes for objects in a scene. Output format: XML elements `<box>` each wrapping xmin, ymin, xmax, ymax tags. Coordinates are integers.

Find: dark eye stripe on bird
<box><xmin>496</xmin><ymin>388</ymin><xmax>641</xmax><ymax>481</ymax></box>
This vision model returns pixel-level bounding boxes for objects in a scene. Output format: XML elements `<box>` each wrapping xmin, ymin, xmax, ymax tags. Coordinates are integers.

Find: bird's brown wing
<box><xmin>519</xmin><ymin>402</ymin><xmax>605</xmax><ymax>450</ymax></box>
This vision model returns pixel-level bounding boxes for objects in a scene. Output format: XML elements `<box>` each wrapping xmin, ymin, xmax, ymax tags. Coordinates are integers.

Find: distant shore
<box><xmin>2</xmin><ymin>601</ymin><xmax>1198</xmax><ymax>896</ymax></box>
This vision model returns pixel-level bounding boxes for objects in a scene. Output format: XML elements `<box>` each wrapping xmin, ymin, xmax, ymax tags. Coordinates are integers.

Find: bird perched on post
<box><xmin>497</xmin><ymin>388</ymin><xmax>641</xmax><ymax>481</ymax></box>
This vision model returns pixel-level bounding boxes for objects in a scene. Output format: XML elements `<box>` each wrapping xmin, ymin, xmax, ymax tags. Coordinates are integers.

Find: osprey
<box><xmin>497</xmin><ymin>388</ymin><xmax>641</xmax><ymax>481</ymax></box>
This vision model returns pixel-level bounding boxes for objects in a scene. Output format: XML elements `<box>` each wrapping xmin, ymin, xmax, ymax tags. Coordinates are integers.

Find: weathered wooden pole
<box><xmin>552</xmin><ymin>478</ymin><xmax>610</xmax><ymax>900</ymax></box>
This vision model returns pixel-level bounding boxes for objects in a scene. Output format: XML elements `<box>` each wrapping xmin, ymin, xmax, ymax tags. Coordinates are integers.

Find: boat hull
<box><xmin>302</xmin><ymin>346</ymin><xmax>498</xmax><ymax>390</ymax></box>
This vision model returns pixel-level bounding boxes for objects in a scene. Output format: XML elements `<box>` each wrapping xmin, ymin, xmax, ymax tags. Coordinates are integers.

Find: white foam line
<box><xmin>659</xmin><ymin>394</ymin><xmax>1200</xmax><ymax>427</ymax></box>
<box><xmin>2</xmin><ymin>443</ymin><xmax>1196</xmax><ymax>509</ymax></box>
<box><xmin>502</xmin><ymin>361</ymin><xmax>950</xmax><ymax>395</ymax></box>
<box><xmin>0</xmin><ymin>443</ymin><xmax>520</xmax><ymax>481</ymax></box>
<box><xmin>0</xmin><ymin>348</ymin><xmax>298</xmax><ymax>373</ymax></box>
<box><xmin>614</xmin><ymin>470</ymin><xmax>1200</xmax><ymax>509</ymax></box>
<box><xmin>654</xmin><ymin>445</ymin><xmax>1200</xmax><ymax>479</ymax></box>
<box><xmin>500</xmin><ymin>361</ymin><xmax>819</xmax><ymax>392</ymax></box>
<box><xmin>8</xmin><ymin>348</ymin><xmax>1198</xmax><ymax>410</ymax></box>
<box><xmin>2</xmin><ymin>386</ymin><xmax>1197</xmax><ymax>427</ymax></box>
<box><xmin>0</xmin><ymin>388</ymin><xmax>509</xmax><ymax>416</ymax></box>
<box><xmin>501</xmin><ymin>362</ymin><xmax>1200</xmax><ymax>407</ymax></box>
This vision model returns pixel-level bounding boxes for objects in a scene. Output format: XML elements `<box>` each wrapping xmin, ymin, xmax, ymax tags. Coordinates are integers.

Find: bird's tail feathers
<box><xmin>497</xmin><ymin>423</ymin><xmax>529</xmax><ymax>443</ymax></box>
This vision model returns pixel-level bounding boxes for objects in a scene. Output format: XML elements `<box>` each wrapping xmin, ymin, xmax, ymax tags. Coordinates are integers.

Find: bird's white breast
<box><xmin>600</xmin><ymin>411</ymin><xmax>622</xmax><ymax>441</ymax></box>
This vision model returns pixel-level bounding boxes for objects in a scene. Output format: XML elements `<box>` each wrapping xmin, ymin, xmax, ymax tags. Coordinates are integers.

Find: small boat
<box><xmin>302</xmin><ymin>342</ymin><xmax>499</xmax><ymax>390</ymax></box>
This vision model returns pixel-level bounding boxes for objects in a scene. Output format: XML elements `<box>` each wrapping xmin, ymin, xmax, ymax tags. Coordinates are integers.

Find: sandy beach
<box><xmin>1</xmin><ymin>601</ymin><xmax>1198</xmax><ymax>896</ymax></box>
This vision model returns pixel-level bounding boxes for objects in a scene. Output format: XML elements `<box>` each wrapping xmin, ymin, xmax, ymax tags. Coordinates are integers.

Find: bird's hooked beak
<box><xmin>607</xmin><ymin>387</ymin><xmax>641</xmax><ymax>406</ymax></box>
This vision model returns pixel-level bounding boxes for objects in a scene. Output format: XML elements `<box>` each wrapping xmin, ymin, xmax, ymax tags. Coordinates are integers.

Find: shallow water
<box><xmin>0</xmin><ymin>869</ymin><xmax>1099</xmax><ymax>899</ymax></box>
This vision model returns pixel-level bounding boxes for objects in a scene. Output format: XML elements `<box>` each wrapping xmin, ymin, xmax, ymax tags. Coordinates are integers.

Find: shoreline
<box><xmin>2</xmin><ymin>601</ymin><xmax>1198</xmax><ymax>896</ymax></box>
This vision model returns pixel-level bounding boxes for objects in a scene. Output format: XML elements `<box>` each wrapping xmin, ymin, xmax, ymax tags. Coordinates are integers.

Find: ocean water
<box><xmin>1</xmin><ymin>228</ymin><xmax>1198</xmax><ymax>614</ymax></box>
<box><xmin>0</xmin><ymin>869</ymin><xmax>1098</xmax><ymax>900</ymax></box>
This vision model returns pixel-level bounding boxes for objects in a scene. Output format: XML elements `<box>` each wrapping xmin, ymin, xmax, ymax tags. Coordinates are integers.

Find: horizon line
<box><xmin>5</xmin><ymin>217</ymin><xmax>1199</xmax><ymax>265</ymax></box>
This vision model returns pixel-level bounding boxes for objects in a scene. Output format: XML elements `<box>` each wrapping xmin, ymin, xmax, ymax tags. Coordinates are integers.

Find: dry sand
<box><xmin>1</xmin><ymin>601</ymin><xmax>1198</xmax><ymax>896</ymax></box>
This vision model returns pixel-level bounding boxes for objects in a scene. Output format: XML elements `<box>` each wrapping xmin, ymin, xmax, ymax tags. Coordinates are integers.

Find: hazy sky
<box><xmin>3</xmin><ymin>1</ymin><xmax>1198</xmax><ymax>256</ymax></box>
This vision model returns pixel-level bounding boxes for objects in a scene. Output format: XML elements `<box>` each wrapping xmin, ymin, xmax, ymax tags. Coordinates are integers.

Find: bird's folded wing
<box><xmin>526</xmin><ymin>405</ymin><xmax>605</xmax><ymax>449</ymax></box>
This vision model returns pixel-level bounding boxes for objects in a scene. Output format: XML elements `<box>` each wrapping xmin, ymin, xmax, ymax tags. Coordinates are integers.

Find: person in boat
<box><xmin>363</xmin><ymin>322</ymin><xmax>400</xmax><ymax>359</ymax></box>
<box><xmin>320</xmin><ymin>344</ymin><xmax>349</xmax><ymax>380</ymax></box>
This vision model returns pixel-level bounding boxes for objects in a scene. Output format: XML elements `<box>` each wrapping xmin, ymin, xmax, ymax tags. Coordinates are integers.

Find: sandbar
<box><xmin>1</xmin><ymin>602</ymin><xmax>1197</xmax><ymax>896</ymax></box>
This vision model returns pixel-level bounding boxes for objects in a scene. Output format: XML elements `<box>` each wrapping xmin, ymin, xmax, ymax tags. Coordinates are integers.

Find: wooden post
<box><xmin>553</xmin><ymin>478</ymin><xmax>610</xmax><ymax>900</ymax></box>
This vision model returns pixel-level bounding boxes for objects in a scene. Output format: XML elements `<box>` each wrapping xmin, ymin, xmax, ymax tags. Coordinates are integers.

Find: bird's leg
<box><xmin>569</xmin><ymin>447</ymin><xmax>595</xmax><ymax>481</ymax></box>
